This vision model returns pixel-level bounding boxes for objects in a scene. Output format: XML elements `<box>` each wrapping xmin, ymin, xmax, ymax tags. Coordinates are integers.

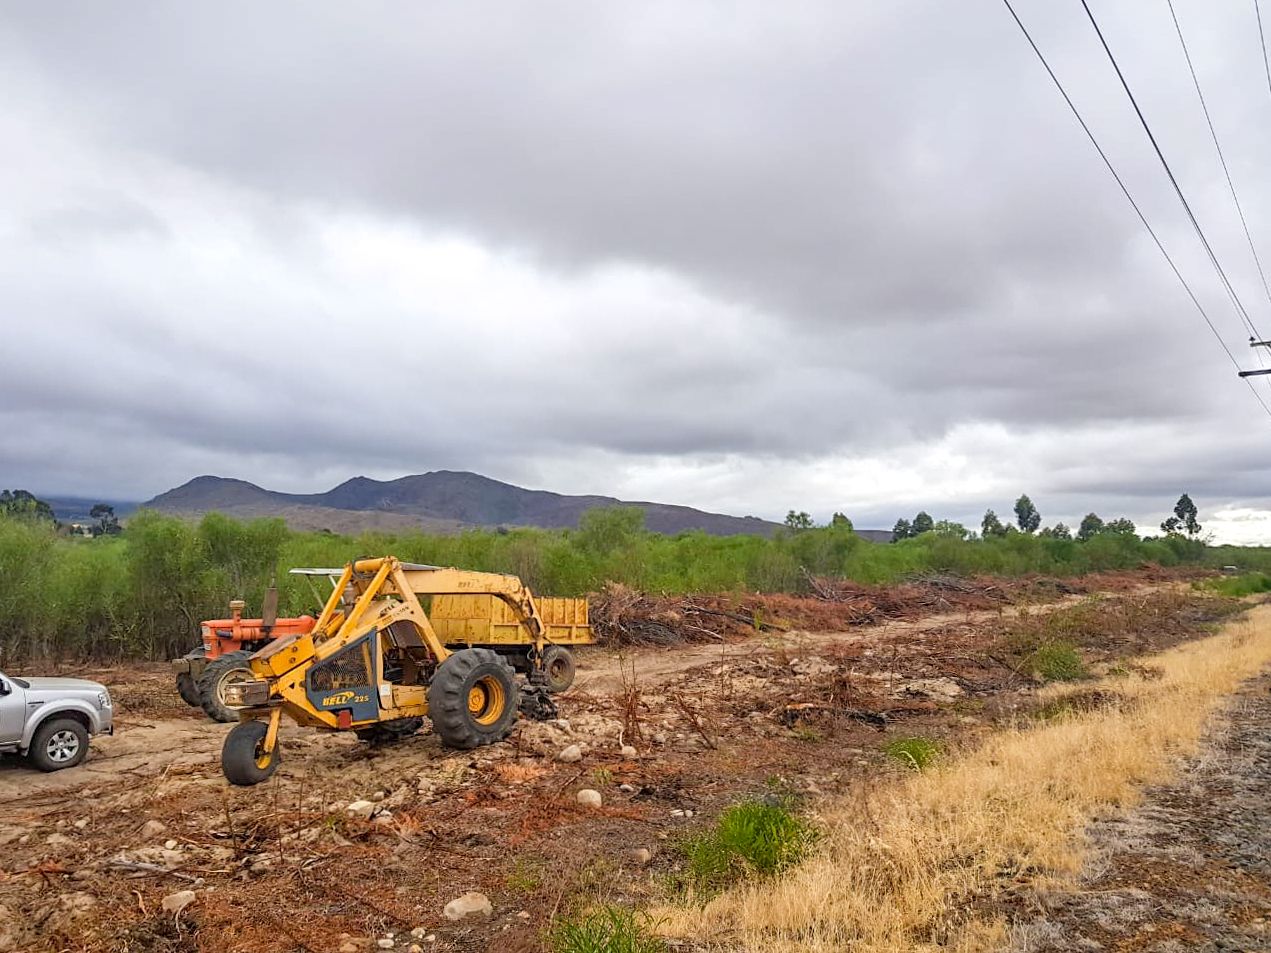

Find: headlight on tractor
<box><xmin>223</xmin><ymin>679</ymin><xmax>270</xmax><ymax>708</ymax></box>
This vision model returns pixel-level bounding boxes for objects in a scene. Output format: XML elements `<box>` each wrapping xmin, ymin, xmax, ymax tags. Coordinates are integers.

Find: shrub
<box><xmin>1196</xmin><ymin>572</ymin><xmax>1271</xmax><ymax>598</ymax></box>
<box><xmin>1029</xmin><ymin>642</ymin><xmax>1088</xmax><ymax>682</ymax></box>
<box><xmin>549</xmin><ymin>906</ymin><xmax>666</xmax><ymax>953</ymax></box>
<box><xmin>680</xmin><ymin>799</ymin><xmax>815</xmax><ymax>895</ymax></box>
<box><xmin>883</xmin><ymin>736</ymin><xmax>942</xmax><ymax>771</ymax></box>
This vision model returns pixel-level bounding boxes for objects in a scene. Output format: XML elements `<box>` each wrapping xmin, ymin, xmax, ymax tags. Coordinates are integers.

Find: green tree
<box><xmin>1040</xmin><ymin>522</ymin><xmax>1072</xmax><ymax>540</ymax></box>
<box><xmin>981</xmin><ymin>509</ymin><xmax>1007</xmax><ymax>538</ymax></box>
<box><xmin>577</xmin><ymin>506</ymin><xmax>646</xmax><ymax>554</ymax></box>
<box><xmin>931</xmin><ymin>520</ymin><xmax>969</xmax><ymax>539</ymax></box>
<box><xmin>89</xmin><ymin>503</ymin><xmax>120</xmax><ymax>537</ymax></box>
<box><xmin>911</xmin><ymin>511</ymin><xmax>934</xmax><ymax>535</ymax></box>
<box><xmin>784</xmin><ymin>511</ymin><xmax>814</xmax><ymax>531</ymax></box>
<box><xmin>1077</xmin><ymin>513</ymin><xmax>1104</xmax><ymax>542</ymax></box>
<box><xmin>1104</xmin><ymin>517</ymin><xmax>1137</xmax><ymax>536</ymax></box>
<box><xmin>830</xmin><ymin>512</ymin><xmax>853</xmax><ymax>531</ymax></box>
<box><xmin>1174</xmin><ymin>493</ymin><xmax>1200</xmax><ymax>537</ymax></box>
<box><xmin>0</xmin><ymin>490</ymin><xmax>56</xmax><ymax>524</ymax></box>
<box><xmin>891</xmin><ymin>517</ymin><xmax>912</xmax><ymax>541</ymax></box>
<box><xmin>1013</xmin><ymin>494</ymin><xmax>1041</xmax><ymax>534</ymax></box>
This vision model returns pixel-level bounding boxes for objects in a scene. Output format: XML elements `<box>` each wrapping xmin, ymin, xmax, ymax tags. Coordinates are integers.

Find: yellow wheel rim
<box><xmin>467</xmin><ymin>676</ymin><xmax>506</xmax><ymax>726</ymax></box>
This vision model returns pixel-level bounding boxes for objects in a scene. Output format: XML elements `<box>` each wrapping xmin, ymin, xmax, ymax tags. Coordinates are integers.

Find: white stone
<box><xmin>345</xmin><ymin>799</ymin><xmax>377</xmax><ymax>819</ymax></box>
<box><xmin>443</xmin><ymin>892</ymin><xmax>493</xmax><ymax>920</ymax></box>
<box><xmin>164</xmin><ymin>839</ymin><xmax>179</xmax><ymax>850</ymax></box>
<box><xmin>410</xmin><ymin>927</ymin><xmax>427</xmax><ymax>940</ymax></box>
<box><xmin>161</xmin><ymin>890</ymin><xmax>196</xmax><ymax>915</ymax></box>
<box><xmin>619</xmin><ymin>783</ymin><xmax>636</xmax><ymax>794</ymax></box>
<box><xmin>620</xmin><ymin>745</ymin><xmax>638</xmax><ymax>758</ymax></box>
<box><xmin>575</xmin><ymin>789</ymin><xmax>602</xmax><ymax>808</ymax></box>
<box><xmin>376</xmin><ymin>940</ymin><xmax>394</xmax><ymax>950</ymax></box>
<box><xmin>557</xmin><ymin>744</ymin><xmax>584</xmax><ymax>763</ymax></box>
<box><xmin>629</xmin><ymin>848</ymin><xmax>652</xmax><ymax>864</ymax></box>
<box><xmin>140</xmin><ymin>820</ymin><xmax>167</xmax><ymax>838</ymax></box>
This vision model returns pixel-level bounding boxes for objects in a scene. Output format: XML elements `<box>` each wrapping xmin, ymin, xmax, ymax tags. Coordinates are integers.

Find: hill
<box><xmin>145</xmin><ymin>471</ymin><xmax>788</xmax><ymax>536</ymax></box>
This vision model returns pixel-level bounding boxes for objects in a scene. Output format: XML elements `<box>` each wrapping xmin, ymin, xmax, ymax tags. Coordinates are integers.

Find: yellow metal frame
<box><xmin>242</xmin><ymin>556</ymin><xmax>563</xmax><ymax>748</ymax></box>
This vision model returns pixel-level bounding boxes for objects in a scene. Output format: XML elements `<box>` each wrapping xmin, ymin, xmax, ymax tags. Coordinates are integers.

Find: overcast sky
<box><xmin>4</xmin><ymin>1</ymin><xmax>1271</xmax><ymax>541</ymax></box>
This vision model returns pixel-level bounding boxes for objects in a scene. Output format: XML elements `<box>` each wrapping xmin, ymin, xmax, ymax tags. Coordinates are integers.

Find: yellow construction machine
<box><xmin>218</xmin><ymin>556</ymin><xmax>592</xmax><ymax>785</ymax></box>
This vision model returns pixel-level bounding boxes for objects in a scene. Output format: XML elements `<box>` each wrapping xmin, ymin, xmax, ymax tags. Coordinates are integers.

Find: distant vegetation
<box><xmin>0</xmin><ymin>487</ymin><xmax>1254</xmax><ymax>662</ymax></box>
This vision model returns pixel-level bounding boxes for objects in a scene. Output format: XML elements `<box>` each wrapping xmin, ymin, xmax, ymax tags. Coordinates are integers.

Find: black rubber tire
<box><xmin>198</xmin><ymin>650</ymin><xmax>256</xmax><ymax>723</ymax></box>
<box><xmin>427</xmin><ymin>648</ymin><xmax>519</xmax><ymax>750</ymax></box>
<box><xmin>175</xmin><ymin>646</ymin><xmax>207</xmax><ymax>707</ymax></box>
<box><xmin>354</xmin><ymin>716</ymin><xmax>425</xmax><ymax>744</ymax></box>
<box><xmin>28</xmin><ymin>717</ymin><xmax>90</xmax><ymax>772</ymax></box>
<box><xmin>221</xmin><ymin>720</ymin><xmax>281</xmax><ymax>786</ymax></box>
<box><xmin>540</xmin><ymin>645</ymin><xmax>576</xmax><ymax>694</ymax></box>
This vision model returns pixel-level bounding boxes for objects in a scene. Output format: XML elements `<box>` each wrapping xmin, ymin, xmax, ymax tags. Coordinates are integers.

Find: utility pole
<box><xmin>1238</xmin><ymin>338</ymin><xmax>1271</xmax><ymax>377</ymax></box>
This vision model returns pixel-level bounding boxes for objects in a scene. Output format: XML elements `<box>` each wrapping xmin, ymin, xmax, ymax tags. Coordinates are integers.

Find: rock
<box><xmin>140</xmin><ymin>820</ymin><xmax>167</xmax><ymax>838</ymax></box>
<box><xmin>161</xmin><ymin>890</ymin><xmax>196</xmax><ymax>915</ymax></box>
<box><xmin>338</xmin><ymin>943</ymin><xmax>361</xmax><ymax>953</ymax></box>
<box><xmin>619</xmin><ymin>783</ymin><xmax>636</xmax><ymax>794</ymax></box>
<box><xmin>557</xmin><ymin>744</ymin><xmax>584</xmax><ymax>763</ymax></box>
<box><xmin>651</xmin><ymin>733</ymin><xmax>667</xmax><ymax>745</ymax></box>
<box><xmin>554</xmin><ymin>719</ymin><xmax>572</xmax><ymax>732</ymax></box>
<box><xmin>576</xmin><ymin>789</ymin><xmax>602</xmax><ymax>808</ymax></box>
<box><xmin>899</xmin><ymin>677</ymin><xmax>964</xmax><ymax>701</ymax></box>
<box><xmin>73</xmin><ymin>819</ymin><xmax>88</xmax><ymax>830</ymax></box>
<box><xmin>44</xmin><ymin>833</ymin><xmax>73</xmax><ymax>848</ymax></box>
<box><xmin>164</xmin><ymin>839</ymin><xmax>179</xmax><ymax>850</ymax></box>
<box><xmin>620</xmin><ymin>745</ymin><xmax>638</xmax><ymax>759</ymax></box>
<box><xmin>629</xmin><ymin>848</ymin><xmax>652</xmax><ymax>865</ymax></box>
<box><xmin>408</xmin><ymin>946</ymin><xmax>423</xmax><ymax>953</ymax></box>
<box><xmin>670</xmin><ymin>809</ymin><xmax>685</xmax><ymax>817</ymax></box>
<box><xmin>372</xmin><ymin>811</ymin><xmax>395</xmax><ymax>827</ymax></box>
<box><xmin>345</xmin><ymin>799</ymin><xmax>377</xmax><ymax>819</ymax></box>
<box><xmin>516</xmin><ymin>910</ymin><xmax>531</xmax><ymax>919</ymax></box>
<box><xmin>410</xmin><ymin>928</ymin><xmax>427</xmax><ymax>940</ymax></box>
<box><xmin>372</xmin><ymin>791</ymin><xmax>387</xmax><ymax>802</ymax></box>
<box><xmin>443</xmin><ymin>891</ymin><xmax>493</xmax><ymax>921</ymax></box>
<box><xmin>376</xmin><ymin>940</ymin><xmax>394</xmax><ymax>950</ymax></box>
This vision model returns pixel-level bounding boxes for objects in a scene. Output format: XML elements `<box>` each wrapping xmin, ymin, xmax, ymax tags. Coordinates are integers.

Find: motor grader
<box><xmin>217</xmin><ymin>556</ymin><xmax>591</xmax><ymax>785</ymax></box>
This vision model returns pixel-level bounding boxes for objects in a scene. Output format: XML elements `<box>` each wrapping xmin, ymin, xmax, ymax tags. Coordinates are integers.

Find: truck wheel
<box><xmin>29</xmin><ymin>717</ymin><xmax>90</xmax><ymax>772</ymax></box>
<box><xmin>354</xmin><ymin>716</ymin><xmax>424</xmax><ymax>744</ymax></box>
<box><xmin>540</xmin><ymin>645</ymin><xmax>576</xmax><ymax>694</ymax></box>
<box><xmin>176</xmin><ymin>646</ymin><xmax>207</xmax><ymax>707</ymax></box>
<box><xmin>221</xmin><ymin>720</ymin><xmax>281</xmax><ymax>786</ymax></box>
<box><xmin>427</xmin><ymin>648</ymin><xmax>519</xmax><ymax>750</ymax></box>
<box><xmin>198</xmin><ymin>650</ymin><xmax>256</xmax><ymax>723</ymax></box>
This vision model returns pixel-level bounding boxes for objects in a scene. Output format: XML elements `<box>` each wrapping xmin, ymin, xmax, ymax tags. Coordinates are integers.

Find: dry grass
<box><xmin>659</xmin><ymin>604</ymin><xmax>1271</xmax><ymax>952</ymax></box>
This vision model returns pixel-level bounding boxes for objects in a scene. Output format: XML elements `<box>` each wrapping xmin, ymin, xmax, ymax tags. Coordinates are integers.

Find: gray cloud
<box><xmin>3</xmin><ymin>1</ymin><xmax>1271</xmax><ymax>540</ymax></box>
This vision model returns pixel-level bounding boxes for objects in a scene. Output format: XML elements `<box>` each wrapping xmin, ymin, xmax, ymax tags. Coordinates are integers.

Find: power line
<box><xmin>1256</xmin><ymin>0</ymin><xmax>1271</xmax><ymax>99</ymax></box>
<box><xmin>1079</xmin><ymin>0</ymin><xmax>1263</xmax><ymax>343</ymax></box>
<box><xmin>1166</xmin><ymin>0</ymin><xmax>1271</xmax><ymax>314</ymax></box>
<box><xmin>999</xmin><ymin>0</ymin><xmax>1271</xmax><ymax>420</ymax></box>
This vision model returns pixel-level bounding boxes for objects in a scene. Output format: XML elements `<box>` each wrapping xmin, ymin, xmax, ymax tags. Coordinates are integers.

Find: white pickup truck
<box><xmin>0</xmin><ymin>670</ymin><xmax>113</xmax><ymax>771</ymax></box>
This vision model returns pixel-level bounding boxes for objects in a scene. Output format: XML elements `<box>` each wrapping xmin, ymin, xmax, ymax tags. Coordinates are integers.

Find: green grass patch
<box><xmin>1029</xmin><ymin>642</ymin><xmax>1088</xmax><ymax>682</ymax></box>
<box><xmin>882</xmin><ymin>736</ymin><xmax>942</xmax><ymax>771</ymax></box>
<box><xmin>1195</xmin><ymin>572</ymin><xmax>1271</xmax><ymax>598</ymax></box>
<box><xmin>549</xmin><ymin>906</ymin><xmax>666</xmax><ymax>953</ymax></box>
<box><xmin>678</xmin><ymin>799</ymin><xmax>816</xmax><ymax>896</ymax></box>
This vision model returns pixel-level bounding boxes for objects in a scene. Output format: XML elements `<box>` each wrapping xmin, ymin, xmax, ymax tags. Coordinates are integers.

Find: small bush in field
<box><xmin>883</xmin><ymin>736</ymin><xmax>942</xmax><ymax>771</ymax></box>
<box><xmin>679</xmin><ymin>799</ymin><xmax>815</xmax><ymax>895</ymax></box>
<box><xmin>1030</xmin><ymin>642</ymin><xmax>1088</xmax><ymax>682</ymax></box>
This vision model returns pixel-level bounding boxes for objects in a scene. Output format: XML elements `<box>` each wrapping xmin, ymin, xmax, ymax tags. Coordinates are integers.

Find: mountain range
<box><xmin>143</xmin><ymin>471</ymin><xmax>792</xmax><ymax>537</ymax></box>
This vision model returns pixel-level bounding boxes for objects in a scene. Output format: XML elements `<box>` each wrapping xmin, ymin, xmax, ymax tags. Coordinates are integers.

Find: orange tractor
<box><xmin>171</xmin><ymin>593</ymin><xmax>316</xmax><ymax>722</ymax></box>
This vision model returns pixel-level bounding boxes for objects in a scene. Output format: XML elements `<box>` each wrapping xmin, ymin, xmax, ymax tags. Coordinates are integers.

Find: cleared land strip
<box><xmin>664</xmin><ymin>603</ymin><xmax>1271</xmax><ymax>952</ymax></box>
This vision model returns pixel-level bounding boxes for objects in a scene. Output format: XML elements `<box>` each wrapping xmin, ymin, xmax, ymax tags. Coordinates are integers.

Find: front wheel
<box><xmin>427</xmin><ymin>648</ymin><xmax>518</xmax><ymax>750</ymax></box>
<box><xmin>221</xmin><ymin>720</ymin><xmax>281</xmax><ymax>786</ymax></box>
<box><xmin>29</xmin><ymin>717</ymin><xmax>89</xmax><ymax>772</ymax></box>
<box><xmin>198</xmin><ymin>650</ymin><xmax>256</xmax><ymax>723</ymax></box>
<box><xmin>176</xmin><ymin>646</ymin><xmax>207</xmax><ymax>707</ymax></box>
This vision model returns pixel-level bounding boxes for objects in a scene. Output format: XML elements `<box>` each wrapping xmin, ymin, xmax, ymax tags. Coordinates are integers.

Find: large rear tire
<box><xmin>427</xmin><ymin>648</ymin><xmax>518</xmax><ymax>750</ymax></box>
<box><xmin>198</xmin><ymin>650</ymin><xmax>256</xmax><ymax>723</ymax></box>
<box><xmin>176</xmin><ymin>646</ymin><xmax>207</xmax><ymax>707</ymax></box>
<box><xmin>540</xmin><ymin>645</ymin><xmax>576</xmax><ymax>694</ymax></box>
<box><xmin>221</xmin><ymin>720</ymin><xmax>280</xmax><ymax>786</ymax></box>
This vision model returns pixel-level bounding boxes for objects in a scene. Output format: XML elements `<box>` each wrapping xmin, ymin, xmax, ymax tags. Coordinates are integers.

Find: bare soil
<box><xmin>0</xmin><ymin>573</ymin><xmax>1245</xmax><ymax>953</ymax></box>
<box><xmin>1005</xmin><ymin>673</ymin><xmax>1271</xmax><ymax>953</ymax></box>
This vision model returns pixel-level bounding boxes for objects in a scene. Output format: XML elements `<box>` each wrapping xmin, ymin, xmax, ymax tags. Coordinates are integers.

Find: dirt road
<box><xmin>1014</xmin><ymin>672</ymin><xmax>1271</xmax><ymax>952</ymax></box>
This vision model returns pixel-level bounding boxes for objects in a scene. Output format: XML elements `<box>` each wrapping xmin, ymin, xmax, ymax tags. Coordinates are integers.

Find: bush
<box><xmin>883</xmin><ymin>736</ymin><xmax>942</xmax><ymax>771</ymax></box>
<box><xmin>680</xmin><ymin>799</ymin><xmax>815</xmax><ymax>895</ymax></box>
<box><xmin>549</xmin><ymin>906</ymin><xmax>666</xmax><ymax>953</ymax></box>
<box><xmin>1196</xmin><ymin>572</ymin><xmax>1271</xmax><ymax>598</ymax></box>
<box><xmin>1029</xmin><ymin>642</ymin><xmax>1088</xmax><ymax>682</ymax></box>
